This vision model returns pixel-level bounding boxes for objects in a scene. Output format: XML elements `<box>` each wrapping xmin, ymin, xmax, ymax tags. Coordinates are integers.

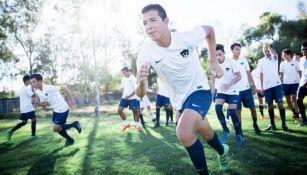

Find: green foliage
<box><xmin>0</xmin><ymin>89</ymin><xmax>15</xmax><ymax>98</ymax></box>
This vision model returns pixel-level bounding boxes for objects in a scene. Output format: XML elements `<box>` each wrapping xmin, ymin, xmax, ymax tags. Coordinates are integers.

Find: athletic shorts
<box><xmin>119</xmin><ymin>99</ymin><xmax>140</xmax><ymax>110</ymax></box>
<box><xmin>264</xmin><ymin>85</ymin><xmax>283</xmax><ymax>105</ymax></box>
<box><xmin>19</xmin><ymin>111</ymin><xmax>36</xmax><ymax>120</ymax></box>
<box><xmin>215</xmin><ymin>93</ymin><xmax>239</xmax><ymax>104</ymax></box>
<box><xmin>52</xmin><ymin>110</ymin><xmax>69</xmax><ymax>125</ymax></box>
<box><xmin>237</xmin><ymin>88</ymin><xmax>255</xmax><ymax>109</ymax></box>
<box><xmin>282</xmin><ymin>83</ymin><xmax>299</xmax><ymax>96</ymax></box>
<box><xmin>156</xmin><ymin>94</ymin><xmax>170</xmax><ymax>108</ymax></box>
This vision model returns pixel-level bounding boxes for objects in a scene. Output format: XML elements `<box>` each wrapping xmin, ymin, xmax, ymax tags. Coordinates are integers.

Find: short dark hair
<box><xmin>23</xmin><ymin>75</ymin><xmax>30</xmax><ymax>83</ymax></box>
<box><xmin>216</xmin><ymin>44</ymin><xmax>225</xmax><ymax>53</ymax></box>
<box><xmin>294</xmin><ymin>52</ymin><xmax>302</xmax><ymax>57</ymax></box>
<box><xmin>142</xmin><ymin>4</ymin><xmax>167</xmax><ymax>20</ymax></box>
<box><xmin>282</xmin><ymin>48</ymin><xmax>293</xmax><ymax>56</ymax></box>
<box><xmin>121</xmin><ymin>66</ymin><xmax>129</xmax><ymax>72</ymax></box>
<box><xmin>129</xmin><ymin>69</ymin><xmax>133</xmax><ymax>73</ymax></box>
<box><xmin>302</xmin><ymin>41</ymin><xmax>307</xmax><ymax>47</ymax></box>
<box><xmin>30</xmin><ymin>73</ymin><xmax>43</xmax><ymax>81</ymax></box>
<box><xmin>230</xmin><ymin>43</ymin><xmax>241</xmax><ymax>50</ymax></box>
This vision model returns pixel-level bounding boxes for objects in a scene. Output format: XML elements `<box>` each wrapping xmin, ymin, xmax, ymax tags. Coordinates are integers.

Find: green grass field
<box><xmin>0</xmin><ymin>104</ymin><xmax>307</xmax><ymax>175</ymax></box>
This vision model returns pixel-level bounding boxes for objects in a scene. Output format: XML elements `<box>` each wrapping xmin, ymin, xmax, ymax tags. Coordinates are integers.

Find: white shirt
<box><xmin>121</xmin><ymin>74</ymin><xmax>137</xmax><ymax>100</ymax></box>
<box><xmin>300</xmin><ymin>57</ymin><xmax>307</xmax><ymax>86</ymax></box>
<box><xmin>232</xmin><ymin>57</ymin><xmax>251</xmax><ymax>91</ymax></box>
<box><xmin>36</xmin><ymin>84</ymin><xmax>69</xmax><ymax>113</ymax></box>
<box><xmin>19</xmin><ymin>85</ymin><xmax>34</xmax><ymax>113</ymax></box>
<box><xmin>215</xmin><ymin>57</ymin><xmax>240</xmax><ymax>95</ymax></box>
<box><xmin>258</xmin><ymin>57</ymin><xmax>282</xmax><ymax>90</ymax></box>
<box><xmin>280</xmin><ymin>59</ymin><xmax>300</xmax><ymax>84</ymax></box>
<box><xmin>157</xmin><ymin>78</ymin><xmax>169</xmax><ymax>97</ymax></box>
<box><xmin>251</xmin><ymin>67</ymin><xmax>261</xmax><ymax>90</ymax></box>
<box><xmin>137</xmin><ymin>27</ymin><xmax>210</xmax><ymax>110</ymax></box>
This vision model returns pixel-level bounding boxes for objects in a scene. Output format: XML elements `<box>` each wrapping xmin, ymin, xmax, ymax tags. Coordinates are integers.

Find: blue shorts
<box><xmin>215</xmin><ymin>93</ymin><xmax>239</xmax><ymax>104</ymax></box>
<box><xmin>264</xmin><ymin>85</ymin><xmax>283</xmax><ymax>105</ymax></box>
<box><xmin>179</xmin><ymin>90</ymin><xmax>212</xmax><ymax>119</ymax></box>
<box><xmin>19</xmin><ymin>111</ymin><xmax>36</xmax><ymax>120</ymax></box>
<box><xmin>52</xmin><ymin>110</ymin><xmax>69</xmax><ymax>125</ymax></box>
<box><xmin>119</xmin><ymin>99</ymin><xmax>140</xmax><ymax>110</ymax></box>
<box><xmin>237</xmin><ymin>88</ymin><xmax>255</xmax><ymax>109</ymax></box>
<box><xmin>156</xmin><ymin>94</ymin><xmax>170</xmax><ymax>108</ymax></box>
<box><xmin>297</xmin><ymin>84</ymin><xmax>307</xmax><ymax>98</ymax></box>
<box><xmin>282</xmin><ymin>83</ymin><xmax>299</xmax><ymax>96</ymax></box>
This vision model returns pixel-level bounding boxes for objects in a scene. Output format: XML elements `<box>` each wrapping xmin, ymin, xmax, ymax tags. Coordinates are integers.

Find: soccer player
<box><xmin>155</xmin><ymin>78</ymin><xmax>172</xmax><ymax>127</ymax></box>
<box><xmin>118</xmin><ymin>67</ymin><xmax>142</xmax><ymax>132</ymax></box>
<box><xmin>214</xmin><ymin>44</ymin><xmax>243</xmax><ymax>146</ymax></box>
<box><xmin>30</xmin><ymin>73</ymin><xmax>81</xmax><ymax>146</ymax></box>
<box><xmin>294</xmin><ymin>52</ymin><xmax>302</xmax><ymax>62</ymax></box>
<box><xmin>259</xmin><ymin>43</ymin><xmax>288</xmax><ymax>131</ymax></box>
<box><xmin>280</xmin><ymin>48</ymin><xmax>301</xmax><ymax>122</ymax></box>
<box><xmin>6</xmin><ymin>75</ymin><xmax>37</xmax><ymax>141</ymax></box>
<box><xmin>136</xmin><ymin>4</ymin><xmax>229</xmax><ymax>174</ymax></box>
<box><xmin>251</xmin><ymin>61</ymin><xmax>265</xmax><ymax>119</ymax></box>
<box><xmin>297</xmin><ymin>41</ymin><xmax>307</xmax><ymax>126</ymax></box>
<box><xmin>230</xmin><ymin>43</ymin><xmax>261</xmax><ymax>134</ymax></box>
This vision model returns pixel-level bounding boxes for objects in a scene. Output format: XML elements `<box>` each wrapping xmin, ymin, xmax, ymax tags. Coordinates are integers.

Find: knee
<box><xmin>53</xmin><ymin>125</ymin><xmax>62</xmax><ymax>132</ymax></box>
<box><xmin>201</xmin><ymin>130</ymin><xmax>214</xmax><ymax>141</ymax></box>
<box><xmin>117</xmin><ymin>108</ymin><xmax>123</xmax><ymax>114</ymax></box>
<box><xmin>268</xmin><ymin>105</ymin><xmax>274</xmax><ymax>109</ymax></box>
<box><xmin>176</xmin><ymin>126</ymin><xmax>194</xmax><ymax>146</ymax></box>
<box><xmin>31</xmin><ymin>118</ymin><xmax>36</xmax><ymax>122</ymax></box>
<box><xmin>21</xmin><ymin>120</ymin><xmax>27</xmax><ymax>125</ymax></box>
<box><xmin>277</xmin><ymin>103</ymin><xmax>284</xmax><ymax>109</ymax></box>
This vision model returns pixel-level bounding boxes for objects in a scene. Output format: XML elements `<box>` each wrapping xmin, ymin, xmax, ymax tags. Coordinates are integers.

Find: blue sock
<box><xmin>59</xmin><ymin>130</ymin><xmax>74</xmax><ymax>142</ymax></box>
<box><xmin>165</xmin><ymin>108</ymin><xmax>170</xmax><ymax>125</ymax></box>
<box><xmin>62</xmin><ymin>122</ymin><xmax>77</xmax><ymax>131</ymax></box>
<box><xmin>228</xmin><ymin>109</ymin><xmax>242</xmax><ymax>135</ymax></box>
<box><xmin>140</xmin><ymin>114</ymin><xmax>146</xmax><ymax>127</ymax></box>
<box><xmin>31</xmin><ymin>121</ymin><xmax>36</xmax><ymax>136</ymax></box>
<box><xmin>215</xmin><ymin>104</ymin><xmax>229</xmax><ymax>132</ymax></box>
<box><xmin>170</xmin><ymin>109</ymin><xmax>174</xmax><ymax>121</ymax></box>
<box><xmin>12</xmin><ymin>121</ymin><xmax>27</xmax><ymax>133</ymax></box>
<box><xmin>186</xmin><ymin>139</ymin><xmax>208</xmax><ymax>175</ymax></box>
<box><xmin>207</xmin><ymin>132</ymin><xmax>224</xmax><ymax>155</ymax></box>
<box><xmin>268</xmin><ymin>109</ymin><xmax>275</xmax><ymax>126</ymax></box>
<box><xmin>297</xmin><ymin>99</ymin><xmax>307</xmax><ymax>121</ymax></box>
<box><xmin>156</xmin><ymin>108</ymin><xmax>160</xmax><ymax>125</ymax></box>
<box><xmin>259</xmin><ymin>105</ymin><xmax>264</xmax><ymax>116</ymax></box>
<box><xmin>279</xmin><ymin>108</ymin><xmax>286</xmax><ymax>125</ymax></box>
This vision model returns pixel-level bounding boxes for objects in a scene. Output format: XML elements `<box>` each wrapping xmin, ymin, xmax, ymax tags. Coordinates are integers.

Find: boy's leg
<box><xmin>31</xmin><ymin>117</ymin><xmax>36</xmax><ymax>136</ymax></box>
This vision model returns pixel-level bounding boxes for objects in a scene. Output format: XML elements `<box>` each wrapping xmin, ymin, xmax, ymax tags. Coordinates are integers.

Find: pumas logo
<box><xmin>291</xmin><ymin>63</ymin><xmax>294</xmax><ymax>66</ymax></box>
<box><xmin>180</xmin><ymin>49</ymin><xmax>189</xmax><ymax>58</ymax></box>
<box><xmin>225</xmin><ymin>67</ymin><xmax>230</xmax><ymax>71</ymax></box>
<box><xmin>155</xmin><ymin>59</ymin><xmax>163</xmax><ymax>64</ymax></box>
<box><xmin>45</xmin><ymin>93</ymin><xmax>48</xmax><ymax>96</ymax></box>
<box><xmin>240</xmin><ymin>62</ymin><xmax>244</xmax><ymax>65</ymax></box>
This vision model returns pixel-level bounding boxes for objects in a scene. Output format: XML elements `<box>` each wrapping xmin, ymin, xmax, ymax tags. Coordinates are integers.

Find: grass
<box><xmin>0</xmin><ymin>104</ymin><xmax>307</xmax><ymax>175</ymax></box>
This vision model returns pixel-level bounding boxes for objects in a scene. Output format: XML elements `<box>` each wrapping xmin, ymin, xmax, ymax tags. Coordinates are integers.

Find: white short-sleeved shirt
<box><xmin>300</xmin><ymin>57</ymin><xmax>307</xmax><ymax>86</ymax></box>
<box><xmin>121</xmin><ymin>75</ymin><xmax>137</xmax><ymax>100</ymax></box>
<box><xmin>279</xmin><ymin>59</ymin><xmax>300</xmax><ymax>84</ymax></box>
<box><xmin>215</xmin><ymin>57</ymin><xmax>240</xmax><ymax>95</ymax></box>
<box><xmin>258</xmin><ymin>57</ymin><xmax>282</xmax><ymax>90</ymax></box>
<box><xmin>35</xmin><ymin>84</ymin><xmax>69</xmax><ymax>113</ymax></box>
<box><xmin>137</xmin><ymin>27</ymin><xmax>210</xmax><ymax>110</ymax></box>
<box><xmin>232</xmin><ymin>58</ymin><xmax>251</xmax><ymax>91</ymax></box>
<box><xmin>157</xmin><ymin>78</ymin><xmax>169</xmax><ymax>97</ymax></box>
<box><xmin>251</xmin><ymin>67</ymin><xmax>261</xmax><ymax>90</ymax></box>
<box><xmin>19</xmin><ymin>85</ymin><xmax>34</xmax><ymax>113</ymax></box>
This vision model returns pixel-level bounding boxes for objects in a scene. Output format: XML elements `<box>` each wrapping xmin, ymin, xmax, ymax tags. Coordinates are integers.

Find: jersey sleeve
<box><xmin>181</xmin><ymin>26</ymin><xmax>207</xmax><ymax>48</ymax></box>
<box><xmin>279</xmin><ymin>62</ymin><xmax>284</xmax><ymax>73</ymax></box>
<box><xmin>258</xmin><ymin>60</ymin><xmax>264</xmax><ymax>73</ymax></box>
<box><xmin>244</xmin><ymin>58</ymin><xmax>250</xmax><ymax>71</ymax></box>
<box><xmin>296</xmin><ymin>61</ymin><xmax>301</xmax><ymax>71</ymax></box>
<box><xmin>25</xmin><ymin>87</ymin><xmax>34</xmax><ymax>97</ymax></box>
<box><xmin>45</xmin><ymin>84</ymin><xmax>61</xmax><ymax>93</ymax></box>
<box><xmin>136</xmin><ymin>45</ymin><xmax>151</xmax><ymax>74</ymax></box>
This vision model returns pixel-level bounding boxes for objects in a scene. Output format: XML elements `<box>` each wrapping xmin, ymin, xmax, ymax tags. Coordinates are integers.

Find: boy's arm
<box><xmin>60</xmin><ymin>86</ymin><xmax>75</xmax><ymax>107</ymax></box>
<box><xmin>136</xmin><ymin>63</ymin><xmax>149</xmax><ymax>98</ymax></box>
<box><xmin>247</xmin><ymin>71</ymin><xmax>257</xmax><ymax>93</ymax></box>
<box><xmin>265</xmin><ymin>43</ymin><xmax>278</xmax><ymax>60</ymax></box>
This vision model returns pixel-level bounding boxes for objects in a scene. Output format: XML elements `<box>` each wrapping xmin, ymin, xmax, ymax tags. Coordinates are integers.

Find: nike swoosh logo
<box><xmin>192</xmin><ymin>104</ymin><xmax>201</xmax><ymax>108</ymax></box>
<box><xmin>155</xmin><ymin>59</ymin><xmax>163</xmax><ymax>64</ymax></box>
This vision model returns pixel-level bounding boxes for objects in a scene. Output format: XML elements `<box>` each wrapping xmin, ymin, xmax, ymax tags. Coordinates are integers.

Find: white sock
<box><xmin>122</xmin><ymin>120</ymin><xmax>128</xmax><ymax>125</ymax></box>
<box><xmin>149</xmin><ymin>111</ymin><xmax>153</xmax><ymax>119</ymax></box>
<box><xmin>135</xmin><ymin>122</ymin><xmax>140</xmax><ymax>128</ymax></box>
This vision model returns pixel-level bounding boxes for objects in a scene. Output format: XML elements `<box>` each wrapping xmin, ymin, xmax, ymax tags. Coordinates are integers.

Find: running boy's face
<box><xmin>231</xmin><ymin>46</ymin><xmax>241</xmax><ymax>57</ymax></box>
<box><xmin>263</xmin><ymin>48</ymin><xmax>271</xmax><ymax>57</ymax></box>
<box><xmin>30</xmin><ymin>78</ymin><xmax>42</xmax><ymax>89</ymax></box>
<box><xmin>142</xmin><ymin>10</ymin><xmax>169</xmax><ymax>42</ymax></box>
<box><xmin>216</xmin><ymin>50</ymin><xmax>225</xmax><ymax>63</ymax></box>
<box><xmin>122</xmin><ymin>70</ymin><xmax>130</xmax><ymax>78</ymax></box>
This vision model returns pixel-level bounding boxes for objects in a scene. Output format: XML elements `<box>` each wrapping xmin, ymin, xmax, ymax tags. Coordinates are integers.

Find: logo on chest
<box><xmin>180</xmin><ymin>49</ymin><xmax>189</xmax><ymax>58</ymax></box>
<box><xmin>240</xmin><ymin>62</ymin><xmax>244</xmax><ymax>65</ymax></box>
<box><xmin>291</xmin><ymin>63</ymin><xmax>294</xmax><ymax>66</ymax></box>
<box><xmin>225</xmin><ymin>67</ymin><xmax>230</xmax><ymax>71</ymax></box>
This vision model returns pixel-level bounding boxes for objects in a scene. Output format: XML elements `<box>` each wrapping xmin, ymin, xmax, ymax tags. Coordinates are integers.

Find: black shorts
<box><xmin>19</xmin><ymin>111</ymin><xmax>36</xmax><ymax>120</ymax></box>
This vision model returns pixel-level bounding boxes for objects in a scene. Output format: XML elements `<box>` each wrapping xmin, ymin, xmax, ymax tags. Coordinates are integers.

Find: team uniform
<box><xmin>119</xmin><ymin>75</ymin><xmax>140</xmax><ymax>110</ymax></box>
<box><xmin>258</xmin><ymin>56</ymin><xmax>288</xmax><ymax>130</ymax></box>
<box><xmin>6</xmin><ymin>85</ymin><xmax>36</xmax><ymax>141</ymax></box>
<box><xmin>297</xmin><ymin>57</ymin><xmax>307</xmax><ymax>124</ymax></box>
<box><xmin>137</xmin><ymin>26</ymin><xmax>228</xmax><ymax>174</ymax></box>
<box><xmin>35</xmin><ymin>84</ymin><xmax>81</xmax><ymax>145</ymax></box>
<box><xmin>214</xmin><ymin>57</ymin><xmax>243</xmax><ymax>145</ymax></box>
<box><xmin>155</xmin><ymin>78</ymin><xmax>172</xmax><ymax>126</ymax></box>
<box><xmin>280</xmin><ymin>59</ymin><xmax>300</xmax><ymax>96</ymax></box>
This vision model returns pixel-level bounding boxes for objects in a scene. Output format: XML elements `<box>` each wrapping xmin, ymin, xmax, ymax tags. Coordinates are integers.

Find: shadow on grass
<box><xmin>27</xmin><ymin>146</ymin><xmax>79</xmax><ymax>175</ymax></box>
<box><xmin>0</xmin><ymin>138</ymin><xmax>34</xmax><ymax>156</ymax></box>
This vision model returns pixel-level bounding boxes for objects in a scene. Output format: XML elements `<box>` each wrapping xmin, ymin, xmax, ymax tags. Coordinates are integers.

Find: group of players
<box><xmin>5</xmin><ymin>3</ymin><xmax>307</xmax><ymax>175</ymax></box>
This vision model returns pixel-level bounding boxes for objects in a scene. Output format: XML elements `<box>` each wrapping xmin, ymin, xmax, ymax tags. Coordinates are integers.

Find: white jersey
<box><xmin>140</xmin><ymin>95</ymin><xmax>151</xmax><ymax>108</ymax></box>
<box><xmin>157</xmin><ymin>78</ymin><xmax>169</xmax><ymax>97</ymax></box>
<box><xmin>19</xmin><ymin>85</ymin><xmax>34</xmax><ymax>113</ymax></box>
<box><xmin>258</xmin><ymin>57</ymin><xmax>282</xmax><ymax>90</ymax></box>
<box><xmin>35</xmin><ymin>84</ymin><xmax>69</xmax><ymax>113</ymax></box>
<box><xmin>232</xmin><ymin>57</ymin><xmax>251</xmax><ymax>91</ymax></box>
<box><xmin>279</xmin><ymin>59</ymin><xmax>300</xmax><ymax>84</ymax></box>
<box><xmin>300</xmin><ymin>57</ymin><xmax>307</xmax><ymax>87</ymax></box>
<box><xmin>215</xmin><ymin>57</ymin><xmax>240</xmax><ymax>95</ymax></box>
<box><xmin>121</xmin><ymin>75</ymin><xmax>137</xmax><ymax>100</ymax></box>
<box><xmin>137</xmin><ymin>27</ymin><xmax>210</xmax><ymax>110</ymax></box>
<box><xmin>251</xmin><ymin>67</ymin><xmax>261</xmax><ymax>90</ymax></box>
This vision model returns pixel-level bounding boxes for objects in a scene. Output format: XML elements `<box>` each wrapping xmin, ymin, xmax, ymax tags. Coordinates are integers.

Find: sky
<box><xmin>0</xmin><ymin>0</ymin><xmax>301</xmax><ymax>92</ymax></box>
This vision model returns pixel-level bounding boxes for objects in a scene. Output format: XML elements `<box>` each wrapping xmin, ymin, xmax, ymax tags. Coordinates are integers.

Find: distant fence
<box><xmin>0</xmin><ymin>98</ymin><xmax>19</xmax><ymax>115</ymax></box>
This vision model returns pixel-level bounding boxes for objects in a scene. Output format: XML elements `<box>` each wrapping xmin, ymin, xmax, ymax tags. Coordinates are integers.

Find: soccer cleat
<box><xmin>253</xmin><ymin>124</ymin><xmax>261</xmax><ymax>134</ymax></box>
<box><xmin>218</xmin><ymin>144</ymin><xmax>230</xmax><ymax>173</ymax></box>
<box><xmin>282</xmin><ymin>125</ymin><xmax>289</xmax><ymax>131</ymax></box>
<box><xmin>75</xmin><ymin>121</ymin><xmax>82</xmax><ymax>134</ymax></box>
<box><xmin>31</xmin><ymin>135</ymin><xmax>37</xmax><ymax>139</ymax></box>
<box><xmin>135</xmin><ymin>127</ymin><xmax>141</xmax><ymax>133</ymax></box>
<box><xmin>236</xmin><ymin>134</ymin><xmax>244</xmax><ymax>146</ymax></box>
<box><xmin>65</xmin><ymin>139</ymin><xmax>74</xmax><ymax>147</ymax></box>
<box><xmin>121</xmin><ymin>123</ymin><xmax>131</xmax><ymax>132</ymax></box>
<box><xmin>297</xmin><ymin>121</ymin><xmax>307</xmax><ymax>127</ymax></box>
<box><xmin>6</xmin><ymin>129</ymin><xmax>12</xmax><ymax>142</ymax></box>
<box><xmin>264</xmin><ymin>125</ymin><xmax>277</xmax><ymax>131</ymax></box>
<box><xmin>154</xmin><ymin>123</ymin><xmax>160</xmax><ymax>128</ymax></box>
<box><xmin>220</xmin><ymin>131</ymin><xmax>230</xmax><ymax>144</ymax></box>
